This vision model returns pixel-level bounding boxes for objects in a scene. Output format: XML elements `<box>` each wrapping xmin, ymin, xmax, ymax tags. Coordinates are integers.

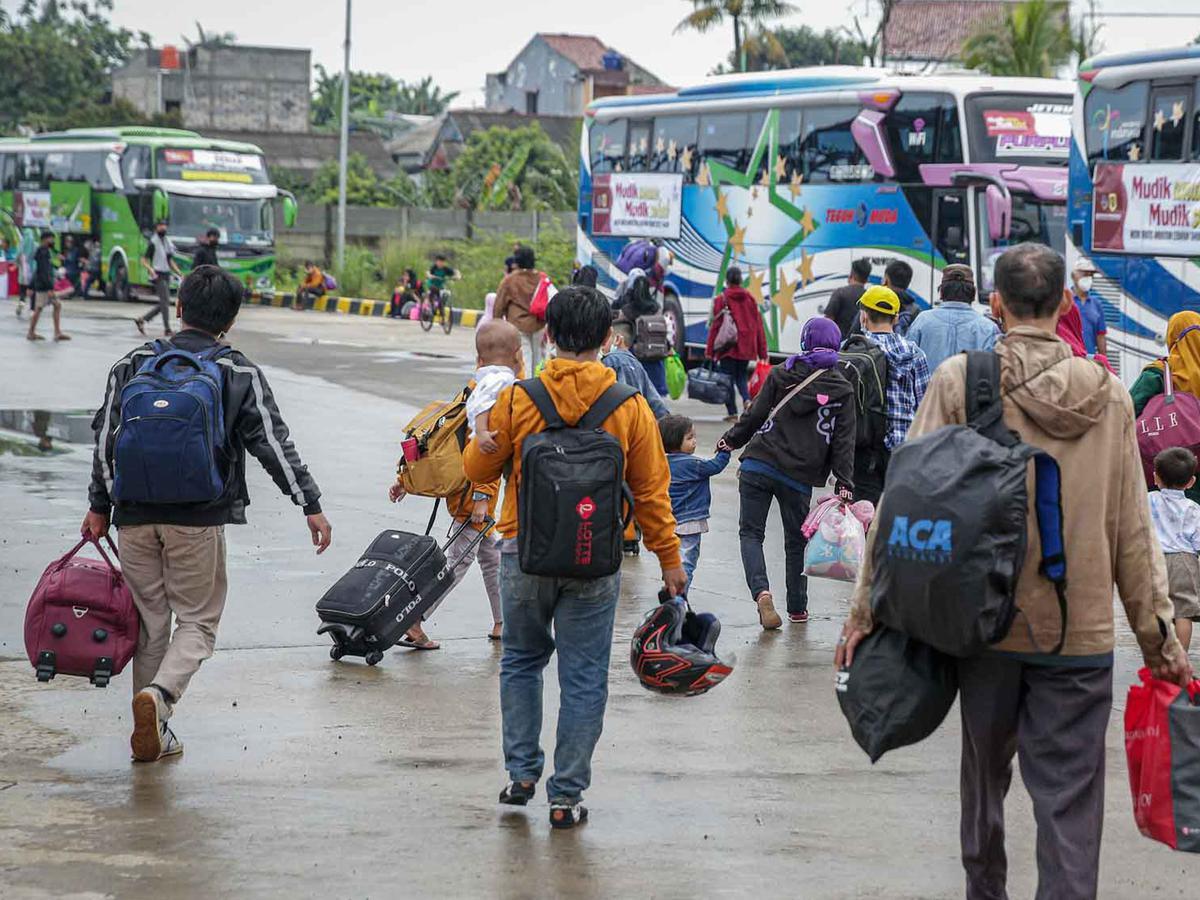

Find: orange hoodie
<box><xmin>463</xmin><ymin>358</ymin><xmax>681</xmax><ymax>570</ymax></box>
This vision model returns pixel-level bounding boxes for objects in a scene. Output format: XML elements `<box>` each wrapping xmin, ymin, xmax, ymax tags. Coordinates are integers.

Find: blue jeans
<box><xmin>499</xmin><ymin>553</ymin><xmax>620</xmax><ymax>803</ymax></box>
<box><xmin>719</xmin><ymin>358</ymin><xmax>751</xmax><ymax>415</ymax></box>
<box><xmin>679</xmin><ymin>532</ymin><xmax>702</xmax><ymax>595</ymax></box>
<box><xmin>641</xmin><ymin>358</ymin><xmax>668</xmax><ymax>397</ymax></box>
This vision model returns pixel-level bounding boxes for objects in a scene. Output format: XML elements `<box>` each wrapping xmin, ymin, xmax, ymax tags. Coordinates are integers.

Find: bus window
<box><xmin>121</xmin><ymin>145</ymin><xmax>151</xmax><ymax>186</ymax></box>
<box><xmin>652</xmin><ymin>115</ymin><xmax>698</xmax><ymax>178</ymax></box>
<box><xmin>800</xmin><ymin>106</ymin><xmax>869</xmax><ymax>183</ymax></box>
<box><xmin>884</xmin><ymin>93</ymin><xmax>962</xmax><ymax>182</ymax></box>
<box><xmin>1194</xmin><ymin>82</ymin><xmax>1200</xmax><ymax>159</ymax></box>
<box><xmin>1084</xmin><ymin>81</ymin><xmax>1148</xmax><ymax>164</ymax></box>
<box><xmin>779</xmin><ymin>108</ymin><xmax>803</xmax><ymax>179</ymax></box>
<box><xmin>935</xmin><ymin>192</ymin><xmax>969</xmax><ymax>265</ymax></box>
<box><xmin>17</xmin><ymin>153</ymin><xmax>46</xmax><ymax>189</ymax></box>
<box><xmin>70</xmin><ymin>151</ymin><xmax>114</xmax><ymax>189</ymax></box>
<box><xmin>1149</xmin><ymin>87</ymin><xmax>1190</xmax><ymax>161</ymax></box>
<box><xmin>589</xmin><ymin>119</ymin><xmax>627</xmax><ymax>173</ymax></box>
<box><xmin>699</xmin><ymin>112</ymin><xmax>749</xmax><ymax>171</ymax></box>
<box><xmin>627</xmin><ymin>120</ymin><xmax>652</xmax><ymax>171</ymax></box>
<box><xmin>45</xmin><ymin>153</ymin><xmax>72</xmax><ymax>183</ymax></box>
<box><xmin>0</xmin><ymin>155</ymin><xmax>12</xmax><ymax>190</ymax></box>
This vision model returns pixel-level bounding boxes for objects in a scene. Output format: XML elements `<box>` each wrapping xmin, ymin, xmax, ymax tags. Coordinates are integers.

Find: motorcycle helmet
<box><xmin>631</xmin><ymin>595</ymin><xmax>733</xmax><ymax>696</ymax></box>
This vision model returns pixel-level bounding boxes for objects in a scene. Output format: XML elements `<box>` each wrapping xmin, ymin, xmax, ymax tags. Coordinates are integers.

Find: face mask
<box><xmin>1076</xmin><ymin>276</ymin><xmax>1093</xmax><ymax>293</ymax></box>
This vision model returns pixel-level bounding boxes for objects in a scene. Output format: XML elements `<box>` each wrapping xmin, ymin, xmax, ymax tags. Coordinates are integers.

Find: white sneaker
<box><xmin>158</xmin><ymin>724</ymin><xmax>184</xmax><ymax>759</ymax></box>
<box><xmin>130</xmin><ymin>687</ymin><xmax>174</xmax><ymax>762</ymax></box>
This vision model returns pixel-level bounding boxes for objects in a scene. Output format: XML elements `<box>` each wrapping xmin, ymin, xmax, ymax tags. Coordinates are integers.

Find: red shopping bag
<box><xmin>1124</xmin><ymin>668</ymin><xmax>1200</xmax><ymax>852</ymax></box>
<box><xmin>747</xmin><ymin>362</ymin><xmax>772</xmax><ymax>399</ymax></box>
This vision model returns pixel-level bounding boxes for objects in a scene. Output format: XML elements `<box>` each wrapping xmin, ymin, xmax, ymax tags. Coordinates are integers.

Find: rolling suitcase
<box><xmin>25</xmin><ymin>536</ymin><xmax>139</xmax><ymax>687</ymax></box>
<box><xmin>315</xmin><ymin>516</ymin><xmax>492</xmax><ymax>665</ymax></box>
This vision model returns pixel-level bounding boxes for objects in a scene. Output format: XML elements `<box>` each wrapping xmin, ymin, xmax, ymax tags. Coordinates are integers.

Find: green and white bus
<box><xmin>0</xmin><ymin>127</ymin><xmax>296</xmax><ymax>297</ymax></box>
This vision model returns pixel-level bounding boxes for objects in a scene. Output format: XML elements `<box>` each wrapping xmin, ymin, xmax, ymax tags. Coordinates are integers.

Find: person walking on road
<box><xmin>906</xmin><ymin>264</ymin><xmax>999</xmax><ymax>371</ymax></box>
<box><xmin>1071</xmin><ymin>259</ymin><xmax>1107</xmax><ymax>358</ymax></box>
<box><xmin>837</xmin><ymin>242</ymin><xmax>1193</xmax><ymax>900</ymax></box>
<box><xmin>494</xmin><ymin>245</ymin><xmax>545</xmax><ymax>374</ymax></box>
<box><xmin>464</xmin><ymin>285</ymin><xmax>684</xmax><ymax>830</ymax></box>
<box><xmin>720</xmin><ymin>316</ymin><xmax>856</xmax><ymax>627</ymax></box>
<box><xmin>884</xmin><ymin>259</ymin><xmax>921</xmax><ymax>335</ymax></box>
<box><xmin>192</xmin><ymin>228</ymin><xmax>221</xmax><ymax>270</ymax></box>
<box><xmin>84</xmin><ymin>265</ymin><xmax>332</xmax><ymax>763</ymax></box>
<box><xmin>661</xmin><ymin>414</ymin><xmax>730</xmax><ymax>596</ymax></box>
<box><xmin>823</xmin><ymin>257</ymin><xmax>871</xmax><ymax>341</ymax></box>
<box><xmin>705</xmin><ymin>266</ymin><xmax>768</xmax><ymax>421</ymax></box>
<box><xmin>135</xmin><ymin>220</ymin><xmax>181</xmax><ymax>336</ymax></box>
<box><xmin>852</xmin><ymin>284</ymin><xmax>930</xmax><ymax>504</ymax></box>
<box><xmin>26</xmin><ymin>231</ymin><xmax>70</xmax><ymax>342</ymax></box>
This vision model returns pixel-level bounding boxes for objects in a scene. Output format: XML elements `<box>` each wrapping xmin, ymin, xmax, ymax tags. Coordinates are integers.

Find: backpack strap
<box><xmin>518</xmin><ymin>378</ymin><xmax>566</xmax><ymax>429</ymax></box>
<box><xmin>579</xmin><ymin>382</ymin><xmax>639</xmax><ymax>430</ymax></box>
<box><xmin>964</xmin><ymin>350</ymin><xmax>1015</xmax><ymax>446</ymax></box>
<box><xmin>1032</xmin><ymin>452</ymin><xmax>1068</xmax><ymax>655</ymax></box>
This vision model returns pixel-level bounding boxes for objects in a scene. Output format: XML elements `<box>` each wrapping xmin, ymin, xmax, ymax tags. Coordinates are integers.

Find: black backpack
<box><xmin>869</xmin><ymin>351</ymin><xmax>1068</xmax><ymax>658</ymax></box>
<box><xmin>838</xmin><ymin>335</ymin><xmax>889</xmax><ymax>450</ymax></box>
<box><xmin>632</xmin><ymin>314</ymin><xmax>670</xmax><ymax>361</ymax></box>
<box><xmin>517</xmin><ymin>378</ymin><xmax>637</xmax><ymax>579</ymax></box>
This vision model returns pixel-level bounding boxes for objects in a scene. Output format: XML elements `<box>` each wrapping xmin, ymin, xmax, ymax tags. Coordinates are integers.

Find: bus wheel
<box><xmin>661</xmin><ymin>292</ymin><xmax>686</xmax><ymax>358</ymax></box>
<box><xmin>107</xmin><ymin>258</ymin><xmax>130</xmax><ymax>301</ymax></box>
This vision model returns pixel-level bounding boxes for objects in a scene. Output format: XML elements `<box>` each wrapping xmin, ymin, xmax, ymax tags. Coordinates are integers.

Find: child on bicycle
<box><xmin>426</xmin><ymin>254</ymin><xmax>459</xmax><ymax>301</ymax></box>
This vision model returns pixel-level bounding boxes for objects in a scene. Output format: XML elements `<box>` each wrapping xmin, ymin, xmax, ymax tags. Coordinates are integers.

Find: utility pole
<box><xmin>336</xmin><ymin>0</ymin><xmax>351</xmax><ymax>271</ymax></box>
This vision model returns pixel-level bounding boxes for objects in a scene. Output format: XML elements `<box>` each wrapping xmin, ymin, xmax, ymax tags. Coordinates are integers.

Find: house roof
<box><xmin>387</xmin><ymin>110</ymin><xmax>580</xmax><ymax>172</ymax></box>
<box><xmin>203</xmin><ymin>128</ymin><xmax>395</xmax><ymax>178</ymax></box>
<box><xmin>883</xmin><ymin>0</ymin><xmax>1018</xmax><ymax>62</ymax></box>
<box><xmin>539</xmin><ymin>34</ymin><xmax>614</xmax><ymax>74</ymax></box>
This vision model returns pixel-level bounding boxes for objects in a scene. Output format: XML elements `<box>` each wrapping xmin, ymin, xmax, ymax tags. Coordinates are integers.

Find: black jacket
<box><xmin>33</xmin><ymin>245</ymin><xmax>54</xmax><ymax>291</ymax></box>
<box><xmin>89</xmin><ymin>330</ymin><xmax>322</xmax><ymax>526</ymax></box>
<box><xmin>721</xmin><ymin>362</ymin><xmax>856</xmax><ymax>491</ymax></box>
<box><xmin>192</xmin><ymin>244</ymin><xmax>219</xmax><ymax>269</ymax></box>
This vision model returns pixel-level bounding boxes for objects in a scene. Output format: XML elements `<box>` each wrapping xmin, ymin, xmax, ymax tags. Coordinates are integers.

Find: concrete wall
<box><xmin>485</xmin><ymin>37</ymin><xmax>582</xmax><ymax>116</ymax></box>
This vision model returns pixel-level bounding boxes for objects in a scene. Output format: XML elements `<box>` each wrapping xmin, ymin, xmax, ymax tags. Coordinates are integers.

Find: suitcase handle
<box><xmin>442</xmin><ymin>515</ymin><xmax>496</xmax><ymax>573</ymax></box>
<box><xmin>60</xmin><ymin>535</ymin><xmax>121</xmax><ymax>575</ymax></box>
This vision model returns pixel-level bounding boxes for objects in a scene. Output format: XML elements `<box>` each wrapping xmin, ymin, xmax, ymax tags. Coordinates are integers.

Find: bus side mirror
<box><xmin>985</xmin><ymin>184</ymin><xmax>1011</xmax><ymax>242</ymax></box>
<box><xmin>850</xmin><ymin>110</ymin><xmax>895</xmax><ymax>179</ymax></box>
<box><xmin>281</xmin><ymin>192</ymin><xmax>297</xmax><ymax>229</ymax></box>
<box><xmin>152</xmin><ymin>189</ymin><xmax>169</xmax><ymax>224</ymax></box>
<box><xmin>106</xmin><ymin>153</ymin><xmax>125</xmax><ymax>191</ymax></box>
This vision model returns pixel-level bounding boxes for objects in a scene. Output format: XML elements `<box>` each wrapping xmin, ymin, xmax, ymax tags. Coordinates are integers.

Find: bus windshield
<box><xmin>965</xmin><ymin>94</ymin><xmax>1072</xmax><ymax>166</ymax></box>
<box><xmin>168</xmin><ymin>195</ymin><xmax>273</xmax><ymax>246</ymax></box>
<box><xmin>156</xmin><ymin>148</ymin><xmax>269</xmax><ymax>184</ymax></box>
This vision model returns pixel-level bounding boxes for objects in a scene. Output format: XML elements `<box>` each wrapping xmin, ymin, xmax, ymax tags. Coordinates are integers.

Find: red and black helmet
<box><xmin>631</xmin><ymin>597</ymin><xmax>733</xmax><ymax>696</ymax></box>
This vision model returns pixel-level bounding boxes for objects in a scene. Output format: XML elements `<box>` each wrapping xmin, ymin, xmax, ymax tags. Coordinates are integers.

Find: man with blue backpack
<box><xmin>836</xmin><ymin>244</ymin><xmax>1191</xmax><ymax>900</ymax></box>
<box><xmin>82</xmin><ymin>265</ymin><xmax>331</xmax><ymax>763</ymax></box>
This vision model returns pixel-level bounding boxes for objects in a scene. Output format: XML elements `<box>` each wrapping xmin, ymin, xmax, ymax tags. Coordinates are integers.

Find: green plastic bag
<box><xmin>665</xmin><ymin>354</ymin><xmax>686</xmax><ymax>400</ymax></box>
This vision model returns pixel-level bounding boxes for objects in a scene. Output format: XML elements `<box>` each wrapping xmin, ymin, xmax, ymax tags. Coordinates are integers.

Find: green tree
<box><xmin>182</xmin><ymin>21</ymin><xmax>236</xmax><ymax>49</ymax></box>
<box><xmin>446</xmin><ymin>124</ymin><xmax>576</xmax><ymax>212</ymax></box>
<box><xmin>962</xmin><ymin>0</ymin><xmax>1073</xmax><ymax>77</ymax></box>
<box><xmin>675</xmin><ymin>0</ymin><xmax>798</xmax><ymax>73</ymax></box>
<box><xmin>0</xmin><ymin>0</ymin><xmax>149</xmax><ymax>133</ymax></box>
<box><xmin>714</xmin><ymin>24</ymin><xmax>868</xmax><ymax>72</ymax></box>
<box><xmin>306</xmin><ymin>153</ymin><xmax>425</xmax><ymax>207</ymax></box>
<box><xmin>311</xmin><ymin>66</ymin><xmax>459</xmax><ymax>130</ymax></box>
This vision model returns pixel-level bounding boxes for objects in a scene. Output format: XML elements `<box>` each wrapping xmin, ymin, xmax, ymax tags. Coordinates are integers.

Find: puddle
<box><xmin>0</xmin><ymin>435</ymin><xmax>69</xmax><ymax>456</ymax></box>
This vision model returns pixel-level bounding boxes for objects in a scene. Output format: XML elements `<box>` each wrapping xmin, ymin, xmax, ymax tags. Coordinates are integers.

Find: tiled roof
<box><xmin>539</xmin><ymin>33</ymin><xmax>613</xmax><ymax>73</ymax></box>
<box><xmin>387</xmin><ymin>110</ymin><xmax>580</xmax><ymax>171</ymax></box>
<box><xmin>204</xmin><ymin>128</ymin><xmax>394</xmax><ymax>177</ymax></box>
<box><xmin>883</xmin><ymin>0</ymin><xmax>1017</xmax><ymax>62</ymax></box>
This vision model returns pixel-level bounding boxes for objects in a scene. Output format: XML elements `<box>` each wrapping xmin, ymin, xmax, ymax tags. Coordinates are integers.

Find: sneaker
<box><xmin>623</xmin><ymin>540</ymin><xmax>641</xmax><ymax>556</ymax></box>
<box><xmin>130</xmin><ymin>687</ymin><xmax>170</xmax><ymax>762</ymax></box>
<box><xmin>756</xmin><ymin>591</ymin><xmax>782</xmax><ymax>630</ymax></box>
<box><xmin>549</xmin><ymin>801</ymin><xmax>589</xmax><ymax>830</ymax></box>
<box><xmin>788</xmin><ymin>611</ymin><xmax>810</xmax><ymax>624</ymax></box>
<box><xmin>158</xmin><ymin>724</ymin><xmax>184</xmax><ymax>759</ymax></box>
<box><xmin>498</xmin><ymin>781</ymin><xmax>536</xmax><ymax>806</ymax></box>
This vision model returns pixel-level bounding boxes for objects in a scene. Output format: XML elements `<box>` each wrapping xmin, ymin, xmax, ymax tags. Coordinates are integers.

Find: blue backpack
<box><xmin>615</xmin><ymin>240</ymin><xmax>657</xmax><ymax>275</ymax></box>
<box><xmin>113</xmin><ymin>340</ymin><xmax>231</xmax><ymax>504</ymax></box>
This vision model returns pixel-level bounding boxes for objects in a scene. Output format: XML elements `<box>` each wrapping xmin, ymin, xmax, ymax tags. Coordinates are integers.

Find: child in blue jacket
<box><xmin>659</xmin><ymin>415</ymin><xmax>730</xmax><ymax>594</ymax></box>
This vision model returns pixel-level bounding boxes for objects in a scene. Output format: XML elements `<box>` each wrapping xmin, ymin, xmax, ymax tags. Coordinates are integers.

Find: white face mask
<box><xmin>1076</xmin><ymin>275</ymin><xmax>1093</xmax><ymax>293</ymax></box>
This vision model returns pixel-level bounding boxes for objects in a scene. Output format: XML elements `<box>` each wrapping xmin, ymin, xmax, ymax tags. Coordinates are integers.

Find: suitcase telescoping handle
<box><xmin>442</xmin><ymin>515</ymin><xmax>496</xmax><ymax>573</ymax></box>
<box><xmin>62</xmin><ymin>534</ymin><xmax>121</xmax><ymax>574</ymax></box>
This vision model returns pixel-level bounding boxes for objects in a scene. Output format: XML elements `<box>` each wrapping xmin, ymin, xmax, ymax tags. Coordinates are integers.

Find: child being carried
<box><xmin>468</xmin><ymin>320</ymin><xmax>524</xmax><ymax>453</ymax></box>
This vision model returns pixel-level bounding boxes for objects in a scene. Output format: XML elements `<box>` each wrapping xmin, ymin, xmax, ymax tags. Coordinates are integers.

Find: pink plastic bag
<box><xmin>802</xmin><ymin>498</ymin><xmax>874</xmax><ymax>582</ymax></box>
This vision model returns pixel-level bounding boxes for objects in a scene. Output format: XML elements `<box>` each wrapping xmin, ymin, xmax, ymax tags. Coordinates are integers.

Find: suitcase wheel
<box><xmin>90</xmin><ymin>657</ymin><xmax>113</xmax><ymax>688</ymax></box>
<box><xmin>364</xmin><ymin>651</ymin><xmax>384</xmax><ymax>667</ymax></box>
<box><xmin>35</xmin><ymin>650</ymin><xmax>56</xmax><ymax>683</ymax></box>
<box><xmin>329</xmin><ymin>645</ymin><xmax>346</xmax><ymax>661</ymax></box>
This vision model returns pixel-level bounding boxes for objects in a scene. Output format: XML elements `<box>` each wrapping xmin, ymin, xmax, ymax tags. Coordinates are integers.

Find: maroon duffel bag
<box><xmin>24</xmin><ymin>536</ymin><xmax>139</xmax><ymax>687</ymax></box>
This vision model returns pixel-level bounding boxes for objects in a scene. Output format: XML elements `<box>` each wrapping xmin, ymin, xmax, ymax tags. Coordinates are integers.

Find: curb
<box><xmin>245</xmin><ymin>291</ymin><xmax>481</xmax><ymax>328</ymax></box>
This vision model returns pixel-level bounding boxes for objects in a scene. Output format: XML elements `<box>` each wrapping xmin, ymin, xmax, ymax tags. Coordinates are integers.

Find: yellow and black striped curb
<box><xmin>245</xmin><ymin>291</ymin><xmax>482</xmax><ymax>327</ymax></box>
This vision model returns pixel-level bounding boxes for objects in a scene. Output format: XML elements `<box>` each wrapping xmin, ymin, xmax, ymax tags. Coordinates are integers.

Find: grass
<box><xmin>273</xmin><ymin>228</ymin><xmax>576</xmax><ymax>310</ymax></box>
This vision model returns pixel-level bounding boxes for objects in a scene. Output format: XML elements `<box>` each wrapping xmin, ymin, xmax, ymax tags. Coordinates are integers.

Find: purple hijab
<box><xmin>785</xmin><ymin>316</ymin><xmax>842</xmax><ymax>370</ymax></box>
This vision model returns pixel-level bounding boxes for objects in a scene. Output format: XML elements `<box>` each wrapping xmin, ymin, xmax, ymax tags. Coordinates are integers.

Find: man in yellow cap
<box><xmin>853</xmin><ymin>284</ymin><xmax>931</xmax><ymax>502</ymax></box>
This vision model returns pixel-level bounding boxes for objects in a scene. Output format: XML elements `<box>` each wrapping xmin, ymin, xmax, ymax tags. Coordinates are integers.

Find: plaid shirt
<box><xmin>865</xmin><ymin>331</ymin><xmax>931</xmax><ymax>450</ymax></box>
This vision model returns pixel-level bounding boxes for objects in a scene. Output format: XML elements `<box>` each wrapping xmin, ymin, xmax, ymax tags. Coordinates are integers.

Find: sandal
<box><xmin>397</xmin><ymin>636</ymin><xmax>440</xmax><ymax>651</ymax></box>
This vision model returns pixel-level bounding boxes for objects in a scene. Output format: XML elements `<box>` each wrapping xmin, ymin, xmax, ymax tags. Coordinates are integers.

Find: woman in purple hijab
<box><xmin>716</xmin><ymin>316</ymin><xmax>857</xmax><ymax>627</ymax></box>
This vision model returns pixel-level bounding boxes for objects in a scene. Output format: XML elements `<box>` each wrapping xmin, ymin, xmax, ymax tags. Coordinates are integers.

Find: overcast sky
<box><xmin>13</xmin><ymin>0</ymin><xmax>1200</xmax><ymax>105</ymax></box>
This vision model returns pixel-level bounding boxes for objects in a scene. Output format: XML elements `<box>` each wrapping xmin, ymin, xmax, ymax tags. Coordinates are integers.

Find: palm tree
<box><xmin>676</xmin><ymin>0</ymin><xmax>798</xmax><ymax>73</ymax></box>
<box><xmin>962</xmin><ymin>0</ymin><xmax>1073</xmax><ymax>77</ymax></box>
<box><xmin>183</xmin><ymin>22</ymin><xmax>237</xmax><ymax>49</ymax></box>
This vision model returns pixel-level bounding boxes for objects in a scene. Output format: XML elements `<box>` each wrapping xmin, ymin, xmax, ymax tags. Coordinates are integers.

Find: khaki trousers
<box><xmin>117</xmin><ymin>525</ymin><xmax>228</xmax><ymax>711</ymax></box>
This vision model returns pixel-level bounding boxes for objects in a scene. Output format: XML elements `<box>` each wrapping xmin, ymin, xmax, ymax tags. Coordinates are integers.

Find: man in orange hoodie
<box><xmin>464</xmin><ymin>285</ymin><xmax>685</xmax><ymax>830</ymax></box>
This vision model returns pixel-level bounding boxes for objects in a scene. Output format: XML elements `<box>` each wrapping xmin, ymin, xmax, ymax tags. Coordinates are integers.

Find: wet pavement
<box><xmin>1</xmin><ymin>299</ymin><xmax>1197</xmax><ymax>898</ymax></box>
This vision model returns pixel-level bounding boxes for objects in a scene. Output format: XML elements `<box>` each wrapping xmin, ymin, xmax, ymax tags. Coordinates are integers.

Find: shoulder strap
<box><xmin>964</xmin><ymin>350</ymin><xmax>1013</xmax><ymax>445</ymax></box>
<box><xmin>1031</xmin><ymin>452</ymin><xmax>1068</xmax><ymax>655</ymax></box>
<box><xmin>579</xmin><ymin>382</ymin><xmax>639</xmax><ymax>430</ymax></box>
<box><xmin>517</xmin><ymin>378</ymin><xmax>565</xmax><ymax>429</ymax></box>
<box><xmin>764</xmin><ymin>368</ymin><xmax>824</xmax><ymax>426</ymax></box>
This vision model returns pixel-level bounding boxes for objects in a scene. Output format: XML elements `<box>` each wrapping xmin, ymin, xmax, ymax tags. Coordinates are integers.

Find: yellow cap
<box><xmin>859</xmin><ymin>285</ymin><xmax>901</xmax><ymax>316</ymax></box>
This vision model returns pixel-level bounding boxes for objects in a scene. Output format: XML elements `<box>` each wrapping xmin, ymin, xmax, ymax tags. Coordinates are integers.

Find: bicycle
<box><xmin>419</xmin><ymin>287</ymin><xmax>454</xmax><ymax>334</ymax></box>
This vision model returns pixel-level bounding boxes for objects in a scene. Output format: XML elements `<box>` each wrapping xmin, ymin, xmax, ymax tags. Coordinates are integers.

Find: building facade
<box><xmin>113</xmin><ymin>45</ymin><xmax>311</xmax><ymax>133</ymax></box>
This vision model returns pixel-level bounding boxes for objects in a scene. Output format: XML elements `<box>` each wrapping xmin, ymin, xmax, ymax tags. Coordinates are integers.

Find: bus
<box><xmin>0</xmin><ymin>127</ymin><xmax>296</xmax><ymax>298</ymax></box>
<box><xmin>576</xmin><ymin>67</ymin><xmax>1072</xmax><ymax>355</ymax></box>
<box><xmin>1068</xmin><ymin>45</ymin><xmax>1200</xmax><ymax>382</ymax></box>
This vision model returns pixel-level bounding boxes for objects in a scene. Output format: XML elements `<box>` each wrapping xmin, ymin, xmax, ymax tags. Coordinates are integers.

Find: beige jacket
<box><xmin>850</xmin><ymin>326</ymin><xmax>1183</xmax><ymax>666</ymax></box>
<box><xmin>493</xmin><ymin>268</ymin><xmax>543</xmax><ymax>336</ymax></box>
